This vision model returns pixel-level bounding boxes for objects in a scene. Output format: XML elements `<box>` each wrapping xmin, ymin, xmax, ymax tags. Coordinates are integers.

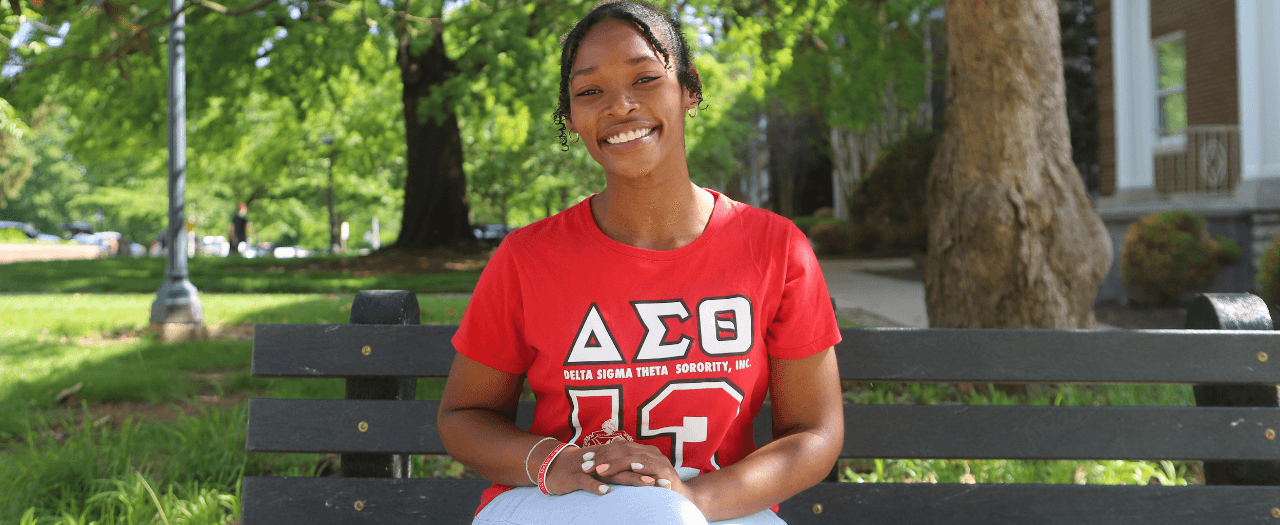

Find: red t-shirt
<box><xmin>453</xmin><ymin>190</ymin><xmax>841</xmax><ymax>511</ymax></box>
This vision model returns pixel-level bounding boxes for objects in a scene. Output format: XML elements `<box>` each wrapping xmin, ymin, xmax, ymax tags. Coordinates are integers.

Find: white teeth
<box><xmin>606</xmin><ymin>127</ymin><xmax>653</xmax><ymax>145</ymax></box>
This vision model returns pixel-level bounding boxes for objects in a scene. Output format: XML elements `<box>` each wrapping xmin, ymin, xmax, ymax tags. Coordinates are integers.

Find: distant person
<box><xmin>228</xmin><ymin>202</ymin><xmax>254</xmax><ymax>256</ymax></box>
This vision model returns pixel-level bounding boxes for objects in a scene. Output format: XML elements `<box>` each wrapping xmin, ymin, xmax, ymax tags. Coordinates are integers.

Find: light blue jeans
<box><xmin>473</xmin><ymin>468</ymin><xmax>787</xmax><ymax>525</ymax></box>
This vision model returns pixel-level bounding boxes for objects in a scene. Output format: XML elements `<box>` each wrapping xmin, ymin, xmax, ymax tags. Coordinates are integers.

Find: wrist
<box><xmin>523</xmin><ymin>437</ymin><xmax>557</xmax><ymax>486</ymax></box>
<box><xmin>537</xmin><ymin>442</ymin><xmax>578</xmax><ymax>495</ymax></box>
<box><xmin>679</xmin><ymin>476</ymin><xmax>713</xmax><ymax>516</ymax></box>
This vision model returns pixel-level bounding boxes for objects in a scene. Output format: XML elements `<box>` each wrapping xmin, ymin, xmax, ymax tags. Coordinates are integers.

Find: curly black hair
<box><xmin>555</xmin><ymin>1</ymin><xmax>704</xmax><ymax>151</ymax></box>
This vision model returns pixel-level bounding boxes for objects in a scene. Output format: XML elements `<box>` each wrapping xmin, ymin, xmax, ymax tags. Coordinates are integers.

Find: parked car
<box><xmin>61</xmin><ymin>221</ymin><xmax>94</xmax><ymax>236</ymax></box>
<box><xmin>198</xmin><ymin>236</ymin><xmax>231</xmax><ymax>257</ymax></box>
<box><xmin>272</xmin><ymin>246</ymin><xmax>315</xmax><ymax>259</ymax></box>
<box><xmin>473</xmin><ymin>223</ymin><xmax>514</xmax><ymax>246</ymax></box>
<box><xmin>0</xmin><ymin>220</ymin><xmax>39</xmax><ymax>238</ymax></box>
<box><xmin>0</xmin><ymin>220</ymin><xmax>64</xmax><ymax>242</ymax></box>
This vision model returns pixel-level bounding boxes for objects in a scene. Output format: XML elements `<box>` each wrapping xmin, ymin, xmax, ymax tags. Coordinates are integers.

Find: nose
<box><xmin>603</xmin><ymin>87</ymin><xmax>638</xmax><ymax>117</ymax></box>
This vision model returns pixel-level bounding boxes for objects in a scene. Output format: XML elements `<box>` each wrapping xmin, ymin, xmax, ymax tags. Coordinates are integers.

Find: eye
<box><xmin>575</xmin><ymin>88</ymin><xmax>600</xmax><ymax>97</ymax></box>
<box><xmin>636</xmin><ymin>76</ymin><xmax>659</xmax><ymax>84</ymax></box>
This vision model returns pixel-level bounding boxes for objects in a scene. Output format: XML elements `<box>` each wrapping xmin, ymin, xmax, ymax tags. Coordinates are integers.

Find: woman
<box><xmin>438</xmin><ymin>3</ymin><xmax>844</xmax><ymax>524</ymax></box>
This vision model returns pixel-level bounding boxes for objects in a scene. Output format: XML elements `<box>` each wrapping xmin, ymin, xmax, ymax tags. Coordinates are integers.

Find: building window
<box><xmin>1153</xmin><ymin>32</ymin><xmax>1186</xmax><ymax>141</ymax></box>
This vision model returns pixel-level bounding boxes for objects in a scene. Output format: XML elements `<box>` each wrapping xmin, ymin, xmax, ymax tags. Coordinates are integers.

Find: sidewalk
<box><xmin>820</xmin><ymin>258</ymin><xmax>1124</xmax><ymax>330</ymax></box>
<box><xmin>818</xmin><ymin>258</ymin><xmax>929</xmax><ymax>328</ymax></box>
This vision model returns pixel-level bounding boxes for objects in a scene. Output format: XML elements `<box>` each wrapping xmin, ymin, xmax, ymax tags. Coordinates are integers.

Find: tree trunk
<box><xmin>393</xmin><ymin>29</ymin><xmax>474</xmax><ymax>250</ymax></box>
<box><xmin>923</xmin><ymin>0</ymin><xmax>1111</xmax><ymax>329</ymax></box>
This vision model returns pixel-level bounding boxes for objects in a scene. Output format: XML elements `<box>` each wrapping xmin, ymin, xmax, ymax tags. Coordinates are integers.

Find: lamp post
<box><xmin>323</xmin><ymin>135</ymin><xmax>340</xmax><ymax>253</ymax></box>
<box><xmin>150</xmin><ymin>0</ymin><xmax>203</xmax><ymax>339</ymax></box>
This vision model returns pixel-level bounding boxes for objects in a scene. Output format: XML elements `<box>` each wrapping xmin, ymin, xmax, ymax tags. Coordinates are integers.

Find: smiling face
<box><xmin>564</xmin><ymin>19</ymin><xmax>697</xmax><ymax>185</ymax></box>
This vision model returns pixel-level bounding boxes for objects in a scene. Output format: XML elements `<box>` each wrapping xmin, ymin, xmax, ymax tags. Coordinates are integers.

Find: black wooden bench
<box><xmin>242</xmin><ymin>290</ymin><xmax>1280</xmax><ymax>524</ymax></box>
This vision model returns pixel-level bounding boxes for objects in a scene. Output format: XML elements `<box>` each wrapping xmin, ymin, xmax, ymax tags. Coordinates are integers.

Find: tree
<box><xmin>688</xmin><ymin>0</ymin><xmax>936</xmax><ymax>216</ymax></box>
<box><xmin>4</xmin><ymin>0</ymin><xmax>946</xmax><ymax>244</ymax></box>
<box><xmin>0</xmin><ymin>105</ymin><xmax>94</xmax><ymax>233</ymax></box>
<box><xmin>0</xmin><ymin>108</ymin><xmax>33</xmax><ymax>208</ymax></box>
<box><xmin>923</xmin><ymin>0</ymin><xmax>1111</xmax><ymax>328</ymax></box>
<box><xmin>2</xmin><ymin>0</ymin><xmax>604</xmax><ymax>251</ymax></box>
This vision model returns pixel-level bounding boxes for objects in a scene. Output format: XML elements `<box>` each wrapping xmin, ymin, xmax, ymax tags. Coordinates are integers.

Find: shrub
<box><xmin>847</xmin><ymin>129</ymin><xmax>940</xmax><ymax>255</ymax></box>
<box><xmin>809</xmin><ymin>221</ymin><xmax>868</xmax><ymax>256</ymax></box>
<box><xmin>791</xmin><ymin>215</ymin><xmax>844</xmax><ymax>236</ymax></box>
<box><xmin>1216</xmin><ymin>235</ymin><xmax>1242</xmax><ymax>266</ymax></box>
<box><xmin>0</xmin><ymin>228</ymin><xmax>29</xmax><ymax>243</ymax></box>
<box><xmin>1257</xmin><ymin>237</ymin><xmax>1280</xmax><ymax>307</ymax></box>
<box><xmin>1121</xmin><ymin>211</ymin><xmax>1236</xmax><ymax>306</ymax></box>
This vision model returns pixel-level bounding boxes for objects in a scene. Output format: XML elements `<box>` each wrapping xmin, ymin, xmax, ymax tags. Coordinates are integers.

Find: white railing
<box><xmin>1153</xmin><ymin>125</ymin><xmax>1241</xmax><ymax>194</ymax></box>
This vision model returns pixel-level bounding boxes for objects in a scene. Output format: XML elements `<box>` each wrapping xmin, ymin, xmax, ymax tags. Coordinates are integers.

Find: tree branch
<box><xmin>13</xmin><ymin>0</ymin><xmax>279</xmax><ymax>73</ymax></box>
<box><xmin>192</xmin><ymin>0</ymin><xmax>277</xmax><ymax>17</ymax></box>
<box><xmin>317</xmin><ymin>0</ymin><xmax>439</xmax><ymax>28</ymax></box>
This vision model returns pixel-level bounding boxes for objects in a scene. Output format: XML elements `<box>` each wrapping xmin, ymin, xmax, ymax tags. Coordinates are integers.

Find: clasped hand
<box><xmin>544</xmin><ymin>440</ymin><xmax>691</xmax><ymax>499</ymax></box>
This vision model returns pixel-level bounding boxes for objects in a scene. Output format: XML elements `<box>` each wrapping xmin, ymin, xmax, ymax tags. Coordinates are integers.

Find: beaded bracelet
<box><xmin>537</xmin><ymin>442</ymin><xmax>578</xmax><ymax>496</ymax></box>
<box><xmin>524</xmin><ymin>437</ymin><xmax>556</xmax><ymax>485</ymax></box>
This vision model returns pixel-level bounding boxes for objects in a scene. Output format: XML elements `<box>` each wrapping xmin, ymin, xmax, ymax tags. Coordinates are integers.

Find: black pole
<box><xmin>151</xmin><ymin>0</ymin><xmax>202</xmax><ymax>326</ymax></box>
<box><xmin>328</xmin><ymin>158</ymin><xmax>338</xmax><ymax>253</ymax></box>
<box><xmin>1187</xmin><ymin>293</ymin><xmax>1278</xmax><ymax>484</ymax></box>
<box><xmin>322</xmin><ymin>135</ymin><xmax>339</xmax><ymax>253</ymax></box>
<box><xmin>341</xmin><ymin>290</ymin><xmax>419</xmax><ymax>477</ymax></box>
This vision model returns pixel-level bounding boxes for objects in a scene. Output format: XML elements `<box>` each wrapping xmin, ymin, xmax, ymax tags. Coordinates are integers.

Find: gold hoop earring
<box><xmin>569</xmin><ymin>132</ymin><xmax>580</xmax><ymax>143</ymax></box>
<box><xmin>686</xmin><ymin>107</ymin><xmax>698</xmax><ymax>118</ymax></box>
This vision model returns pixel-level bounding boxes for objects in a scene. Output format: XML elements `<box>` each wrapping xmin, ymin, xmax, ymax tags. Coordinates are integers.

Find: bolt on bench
<box><xmin>242</xmin><ymin>291</ymin><xmax>1280</xmax><ymax>524</ymax></box>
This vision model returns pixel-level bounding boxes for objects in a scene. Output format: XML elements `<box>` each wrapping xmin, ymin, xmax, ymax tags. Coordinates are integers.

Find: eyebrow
<box><xmin>569</xmin><ymin>55</ymin><xmax>659</xmax><ymax>82</ymax></box>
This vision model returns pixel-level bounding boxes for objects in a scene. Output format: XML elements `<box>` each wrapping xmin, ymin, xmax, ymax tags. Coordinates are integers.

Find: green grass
<box><xmin>837</xmin><ymin>381</ymin><xmax>1200</xmax><ymax>485</ymax></box>
<box><xmin>842</xmin><ymin>457</ymin><xmax>1194</xmax><ymax>486</ymax></box>
<box><xmin>2</xmin><ymin>403</ymin><xmax>473</xmax><ymax>524</ymax></box>
<box><xmin>0</xmin><ymin>255</ymin><xmax>480</xmax><ymax>293</ymax></box>
<box><xmin>0</xmin><ymin>294</ymin><xmax>468</xmax><ymax>438</ymax></box>
<box><xmin>0</xmin><ymin>292</ymin><xmax>471</xmax><ymax>523</ymax></box>
<box><xmin>843</xmin><ymin>381</ymin><xmax>1195</xmax><ymax>408</ymax></box>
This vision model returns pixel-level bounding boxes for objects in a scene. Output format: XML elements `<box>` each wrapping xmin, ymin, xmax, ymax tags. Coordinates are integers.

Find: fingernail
<box><xmin>598</xmin><ymin>484</ymin><xmax>610</xmax><ymax>494</ymax></box>
<box><xmin>641</xmin><ymin>476</ymin><xmax>654</xmax><ymax>483</ymax></box>
<box><xmin>581</xmin><ymin>460</ymin><xmax>594</xmax><ymax>471</ymax></box>
<box><xmin>582</xmin><ymin>452</ymin><xmax>594</xmax><ymax>461</ymax></box>
<box><xmin>631</xmin><ymin>463</ymin><xmax>644</xmax><ymax>470</ymax></box>
<box><xmin>596</xmin><ymin>464</ymin><xmax>609</xmax><ymax>474</ymax></box>
<box><xmin>657</xmin><ymin>479</ymin><xmax>671</xmax><ymax>487</ymax></box>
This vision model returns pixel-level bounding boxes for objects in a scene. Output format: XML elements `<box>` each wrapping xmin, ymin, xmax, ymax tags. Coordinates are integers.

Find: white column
<box><xmin>1112</xmin><ymin>0</ymin><xmax>1155</xmax><ymax>191</ymax></box>
<box><xmin>1238</xmin><ymin>0</ymin><xmax>1280</xmax><ymax>180</ymax></box>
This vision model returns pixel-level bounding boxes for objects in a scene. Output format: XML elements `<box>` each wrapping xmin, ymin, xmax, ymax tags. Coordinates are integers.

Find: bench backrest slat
<box><xmin>251</xmin><ymin>324</ymin><xmax>457</xmax><ymax>377</ymax></box>
<box><xmin>251</xmin><ymin>325</ymin><xmax>1280</xmax><ymax>384</ymax></box>
<box><xmin>841</xmin><ymin>328</ymin><xmax>1280</xmax><ymax>384</ymax></box>
<box><xmin>248</xmin><ymin>398</ymin><xmax>1280</xmax><ymax>462</ymax></box>
<box><xmin>240</xmin><ymin>476</ymin><xmax>1280</xmax><ymax>525</ymax></box>
<box><xmin>780</xmin><ymin>483</ymin><xmax>1280</xmax><ymax>524</ymax></box>
<box><xmin>247</xmin><ymin>398</ymin><xmax>534</xmax><ymax>455</ymax></box>
<box><xmin>241</xmin><ymin>477</ymin><xmax>491</xmax><ymax>524</ymax></box>
<box><xmin>843</xmin><ymin>404</ymin><xmax>1280</xmax><ymax>461</ymax></box>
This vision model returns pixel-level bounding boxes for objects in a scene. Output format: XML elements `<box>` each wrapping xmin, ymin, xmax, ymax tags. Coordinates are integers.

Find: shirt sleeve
<box><xmin>764</xmin><ymin>223</ymin><xmax>843</xmax><ymax>359</ymax></box>
<box><xmin>451</xmin><ymin>238</ymin><xmax>536</xmax><ymax>375</ymax></box>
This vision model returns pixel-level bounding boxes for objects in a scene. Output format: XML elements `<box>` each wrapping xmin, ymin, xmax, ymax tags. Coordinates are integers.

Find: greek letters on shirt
<box><xmin>563</xmin><ymin>295</ymin><xmax>755</xmax><ymax>368</ymax></box>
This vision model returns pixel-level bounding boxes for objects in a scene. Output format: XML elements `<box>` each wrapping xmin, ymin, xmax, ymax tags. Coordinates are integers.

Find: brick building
<box><xmin>1095</xmin><ymin>0</ymin><xmax>1280</xmax><ymax>302</ymax></box>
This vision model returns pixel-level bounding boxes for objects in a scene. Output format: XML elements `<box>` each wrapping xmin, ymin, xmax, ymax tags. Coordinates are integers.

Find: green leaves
<box><xmin>0</xmin><ymin>0</ymin><xmax>943</xmax><ymax>245</ymax></box>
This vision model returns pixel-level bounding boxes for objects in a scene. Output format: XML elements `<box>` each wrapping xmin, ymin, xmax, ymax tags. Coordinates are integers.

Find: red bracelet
<box><xmin>537</xmin><ymin>442</ymin><xmax>577</xmax><ymax>496</ymax></box>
